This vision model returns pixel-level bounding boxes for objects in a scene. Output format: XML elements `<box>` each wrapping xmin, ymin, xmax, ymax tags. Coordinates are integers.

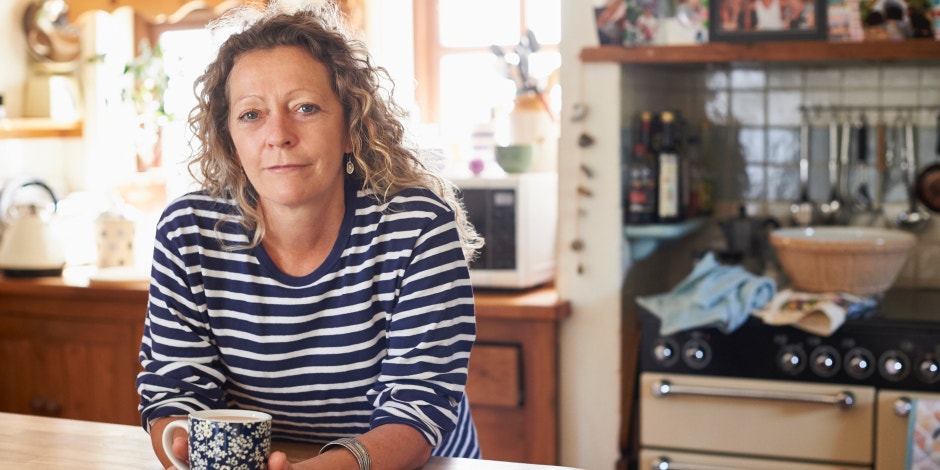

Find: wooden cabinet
<box><xmin>0</xmin><ymin>274</ymin><xmax>569</xmax><ymax>465</ymax></box>
<box><xmin>467</xmin><ymin>287</ymin><xmax>570</xmax><ymax>465</ymax></box>
<box><xmin>0</xmin><ymin>277</ymin><xmax>146</xmax><ymax>425</ymax></box>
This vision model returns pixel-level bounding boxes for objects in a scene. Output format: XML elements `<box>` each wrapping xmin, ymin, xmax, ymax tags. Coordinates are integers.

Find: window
<box><xmin>412</xmin><ymin>0</ymin><xmax>561</xmax><ymax>149</ymax></box>
<box><xmin>136</xmin><ymin>1</ymin><xmax>562</xmax><ymax>184</ymax></box>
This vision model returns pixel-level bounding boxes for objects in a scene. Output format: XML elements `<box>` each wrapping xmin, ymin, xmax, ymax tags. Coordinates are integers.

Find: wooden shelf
<box><xmin>0</xmin><ymin>119</ymin><xmax>83</xmax><ymax>139</ymax></box>
<box><xmin>580</xmin><ymin>40</ymin><xmax>940</xmax><ymax>65</ymax></box>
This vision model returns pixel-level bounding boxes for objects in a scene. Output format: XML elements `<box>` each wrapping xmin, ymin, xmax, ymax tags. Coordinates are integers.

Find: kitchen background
<box><xmin>556</xmin><ymin>4</ymin><xmax>940</xmax><ymax>469</ymax></box>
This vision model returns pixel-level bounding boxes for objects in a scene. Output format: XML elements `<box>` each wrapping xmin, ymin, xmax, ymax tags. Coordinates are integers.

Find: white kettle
<box><xmin>0</xmin><ymin>180</ymin><xmax>65</xmax><ymax>277</ymax></box>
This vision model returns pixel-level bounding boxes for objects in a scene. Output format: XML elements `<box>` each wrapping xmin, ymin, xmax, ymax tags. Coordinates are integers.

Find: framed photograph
<box><xmin>709</xmin><ymin>0</ymin><xmax>828</xmax><ymax>42</ymax></box>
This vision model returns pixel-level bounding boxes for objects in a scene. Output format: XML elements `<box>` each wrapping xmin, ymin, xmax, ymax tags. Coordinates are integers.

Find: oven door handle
<box><xmin>650</xmin><ymin>456</ymin><xmax>747</xmax><ymax>470</ymax></box>
<box><xmin>651</xmin><ymin>379</ymin><xmax>855</xmax><ymax>409</ymax></box>
<box><xmin>894</xmin><ymin>396</ymin><xmax>912</xmax><ymax>417</ymax></box>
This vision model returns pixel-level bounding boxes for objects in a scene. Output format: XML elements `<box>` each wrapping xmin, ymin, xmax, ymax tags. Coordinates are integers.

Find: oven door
<box><xmin>640</xmin><ymin>373</ymin><xmax>875</xmax><ymax>465</ymax></box>
<box><xmin>639</xmin><ymin>449</ymin><xmax>870</xmax><ymax>469</ymax></box>
<box><xmin>876</xmin><ymin>390</ymin><xmax>940</xmax><ymax>470</ymax></box>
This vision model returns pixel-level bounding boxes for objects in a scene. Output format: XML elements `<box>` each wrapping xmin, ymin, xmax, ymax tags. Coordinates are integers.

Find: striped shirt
<box><xmin>137</xmin><ymin>178</ymin><xmax>480</xmax><ymax>458</ymax></box>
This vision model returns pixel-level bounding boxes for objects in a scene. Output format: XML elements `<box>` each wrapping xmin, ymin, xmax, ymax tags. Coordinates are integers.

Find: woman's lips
<box><xmin>267</xmin><ymin>164</ymin><xmax>308</xmax><ymax>172</ymax></box>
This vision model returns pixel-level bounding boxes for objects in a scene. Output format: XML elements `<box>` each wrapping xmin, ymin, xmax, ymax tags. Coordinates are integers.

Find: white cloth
<box><xmin>754</xmin><ymin>0</ymin><xmax>784</xmax><ymax>29</ymax></box>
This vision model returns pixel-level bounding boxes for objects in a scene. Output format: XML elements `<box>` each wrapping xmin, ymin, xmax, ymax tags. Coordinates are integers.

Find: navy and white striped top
<box><xmin>137</xmin><ymin>178</ymin><xmax>480</xmax><ymax>458</ymax></box>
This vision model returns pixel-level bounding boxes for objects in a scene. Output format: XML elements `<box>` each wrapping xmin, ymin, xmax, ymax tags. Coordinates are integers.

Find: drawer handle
<box><xmin>651</xmin><ymin>456</ymin><xmax>744</xmax><ymax>470</ymax></box>
<box><xmin>652</xmin><ymin>379</ymin><xmax>855</xmax><ymax>409</ymax></box>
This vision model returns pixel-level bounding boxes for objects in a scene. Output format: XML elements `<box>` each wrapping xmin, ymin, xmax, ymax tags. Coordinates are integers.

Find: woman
<box><xmin>136</xmin><ymin>2</ymin><xmax>483</xmax><ymax>469</ymax></box>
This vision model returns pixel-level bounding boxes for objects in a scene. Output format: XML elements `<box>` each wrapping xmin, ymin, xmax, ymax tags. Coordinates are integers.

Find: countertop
<box><xmin>0</xmin><ymin>412</ymin><xmax>582</xmax><ymax>469</ymax></box>
<box><xmin>0</xmin><ymin>266</ymin><xmax>570</xmax><ymax>322</ymax></box>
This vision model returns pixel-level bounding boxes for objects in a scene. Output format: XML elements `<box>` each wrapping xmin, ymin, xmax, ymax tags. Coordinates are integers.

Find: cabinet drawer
<box><xmin>467</xmin><ymin>343</ymin><xmax>522</xmax><ymax>408</ymax></box>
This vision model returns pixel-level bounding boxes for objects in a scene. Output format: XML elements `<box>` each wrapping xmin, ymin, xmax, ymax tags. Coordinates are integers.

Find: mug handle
<box><xmin>161</xmin><ymin>420</ymin><xmax>190</xmax><ymax>470</ymax></box>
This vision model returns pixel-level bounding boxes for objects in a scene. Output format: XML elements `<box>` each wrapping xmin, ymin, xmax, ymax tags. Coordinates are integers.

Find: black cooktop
<box><xmin>638</xmin><ymin>288</ymin><xmax>940</xmax><ymax>391</ymax></box>
<box><xmin>874</xmin><ymin>288</ymin><xmax>940</xmax><ymax>324</ymax></box>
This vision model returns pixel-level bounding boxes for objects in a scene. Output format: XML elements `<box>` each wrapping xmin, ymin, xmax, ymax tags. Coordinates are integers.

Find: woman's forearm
<box><xmin>294</xmin><ymin>423</ymin><xmax>432</xmax><ymax>470</ymax></box>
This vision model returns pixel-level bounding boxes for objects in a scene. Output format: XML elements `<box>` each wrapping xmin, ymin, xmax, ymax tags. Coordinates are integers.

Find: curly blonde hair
<box><xmin>187</xmin><ymin>1</ymin><xmax>482</xmax><ymax>260</ymax></box>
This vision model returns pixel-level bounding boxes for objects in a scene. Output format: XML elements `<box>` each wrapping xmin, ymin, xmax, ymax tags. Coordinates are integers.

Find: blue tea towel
<box><xmin>636</xmin><ymin>252</ymin><xmax>777</xmax><ymax>335</ymax></box>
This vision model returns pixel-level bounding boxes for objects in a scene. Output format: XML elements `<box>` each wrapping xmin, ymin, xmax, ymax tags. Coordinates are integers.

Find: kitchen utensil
<box><xmin>869</xmin><ymin>117</ymin><xmax>888</xmax><ymax>227</ymax></box>
<box><xmin>790</xmin><ymin>114</ymin><xmax>819</xmax><ymax>226</ymax></box>
<box><xmin>854</xmin><ymin>113</ymin><xmax>874</xmax><ymax>213</ymax></box>
<box><xmin>896</xmin><ymin>115</ymin><xmax>931</xmax><ymax>232</ymax></box>
<box><xmin>22</xmin><ymin>0</ymin><xmax>83</xmax><ymax>120</ymax></box>
<box><xmin>820</xmin><ymin>117</ymin><xmax>845</xmax><ymax>224</ymax></box>
<box><xmin>718</xmin><ymin>205</ymin><xmax>780</xmax><ymax>274</ymax></box>
<box><xmin>770</xmin><ymin>226</ymin><xmax>915</xmax><ymax>295</ymax></box>
<box><xmin>23</xmin><ymin>0</ymin><xmax>80</xmax><ymax>64</ymax></box>
<box><xmin>914</xmin><ymin>111</ymin><xmax>940</xmax><ymax>212</ymax></box>
<box><xmin>0</xmin><ymin>179</ymin><xmax>65</xmax><ymax>277</ymax></box>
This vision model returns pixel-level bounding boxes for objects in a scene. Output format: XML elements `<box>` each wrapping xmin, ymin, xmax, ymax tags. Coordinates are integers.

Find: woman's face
<box><xmin>227</xmin><ymin>45</ymin><xmax>351</xmax><ymax>213</ymax></box>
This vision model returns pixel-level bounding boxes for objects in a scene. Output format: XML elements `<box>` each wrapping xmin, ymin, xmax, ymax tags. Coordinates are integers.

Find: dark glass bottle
<box><xmin>657</xmin><ymin>111</ymin><xmax>683</xmax><ymax>223</ymax></box>
<box><xmin>625</xmin><ymin>112</ymin><xmax>658</xmax><ymax>224</ymax></box>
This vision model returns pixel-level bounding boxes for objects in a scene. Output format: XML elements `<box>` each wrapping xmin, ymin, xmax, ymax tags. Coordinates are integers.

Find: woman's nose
<box><xmin>265</xmin><ymin>112</ymin><xmax>297</xmax><ymax>147</ymax></box>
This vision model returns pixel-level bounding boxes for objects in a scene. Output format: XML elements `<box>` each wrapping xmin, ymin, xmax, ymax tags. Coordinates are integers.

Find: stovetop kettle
<box><xmin>0</xmin><ymin>179</ymin><xmax>65</xmax><ymax>277</ymax></box>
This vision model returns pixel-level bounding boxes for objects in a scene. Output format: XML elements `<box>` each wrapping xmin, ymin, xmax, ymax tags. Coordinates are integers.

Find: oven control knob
<box><xmin>681</xmin><ymin>339</ymin><xmax>711</xmax><ymax>370</ymax></box>
<box><xmin>917</xmin><ymin>355</ymin><xmax>940</xmax><ymax>384</ymax></box>
<box><xmin>778</xmin><ymin>345</ymin><xmax>806</xmax><ymax>375</ymax></box>
<box><xmin>810</xmin><ymin>345</ymin><xmax>841</xmax><ymax>378</ymax></box>
<box><xmin>879</xmin><ymin>350</ymin><xmax>910</xmax><ymax>382</ymax></box>
<box><xmin>844</xmin><ymin>348</ymin><xmax>875</xmax><ymax>380</ymax></box>
<box><xmin>652</xmin><ymin>338</ymin><xmax>680</xmax><ymax>367</ymax></box>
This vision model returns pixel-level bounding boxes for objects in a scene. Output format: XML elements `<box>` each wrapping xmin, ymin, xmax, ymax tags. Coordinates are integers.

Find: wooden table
<box><xmin>0</xmin><ymin>412</ymin><xmax>581</xmax><ymax>469</ymax></box>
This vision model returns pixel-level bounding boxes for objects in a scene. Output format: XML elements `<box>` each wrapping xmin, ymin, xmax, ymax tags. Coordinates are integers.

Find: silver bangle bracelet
<box><xmin>318</xmin><ymin>437</ymin><xmax>372</xmax><ymax>470</ymax></box>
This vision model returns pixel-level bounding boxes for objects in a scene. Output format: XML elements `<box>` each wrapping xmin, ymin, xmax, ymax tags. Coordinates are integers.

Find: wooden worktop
<box><xmin>0</xmin><ymin>412</ymin><xmax>582</xmax><ymax>470</ymax></box>
<box><xmin>0</xmin><ymin>268</ymin><xmax>568</xmax><ymax>322</ymax></box>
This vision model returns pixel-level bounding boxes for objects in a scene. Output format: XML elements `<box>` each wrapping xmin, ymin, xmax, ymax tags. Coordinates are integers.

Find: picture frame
<box><xmin>708</xmin><ymin>0</ymin><xmax>828</xmax><ymax>42</ymax></box>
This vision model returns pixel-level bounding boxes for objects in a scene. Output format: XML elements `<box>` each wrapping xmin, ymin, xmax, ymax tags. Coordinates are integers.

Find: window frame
<box><xmin>411</xmin><ymin>0</ymin><xmax>556</xmax><ymax>125</ymax></box>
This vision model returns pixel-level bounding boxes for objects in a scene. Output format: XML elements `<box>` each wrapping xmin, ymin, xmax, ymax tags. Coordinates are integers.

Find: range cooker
<box><xmin>636</xmin><ymin>288</ymin><xmax>940</xmax><ymax>470</ymax></box>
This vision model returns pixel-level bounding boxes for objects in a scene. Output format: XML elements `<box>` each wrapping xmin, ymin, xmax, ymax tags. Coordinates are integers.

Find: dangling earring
<box><xmin>345</xmin><ymin>153</ymin><xmax>355</xmax><ymax>175</ymax></box>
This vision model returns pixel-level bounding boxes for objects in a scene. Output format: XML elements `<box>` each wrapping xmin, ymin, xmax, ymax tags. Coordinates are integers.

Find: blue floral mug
<box><xmin>162</xmin><ymin>409</ymin><xmax>272</xmax><ymax>470</ymax></box>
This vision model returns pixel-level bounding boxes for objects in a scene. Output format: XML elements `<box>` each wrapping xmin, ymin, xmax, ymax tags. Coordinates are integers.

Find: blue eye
<box><xmin>240</xmin><ymin>110</ymin><xmax>259</xmax><ymax>121</ymax></box>
<box><xmin>299</xmin><ymin>104</ymin><xmax>319</xmax><ymax>114</ymax></box>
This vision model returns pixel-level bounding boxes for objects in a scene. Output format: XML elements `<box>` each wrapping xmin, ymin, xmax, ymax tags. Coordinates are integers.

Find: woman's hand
<box><xmin>170</xmin><ymin>435</ymin><xmax>189</xmax><ymax>468</ymax></box>
<box><xmin>149</xmin><ymin>416</ymin><xmax>189</xmax><ymax>470</ymax></box>
<box><xmin>268</xmin><ymin>451</ymin><xmax>294</xmax><ymax>470</ymax></box>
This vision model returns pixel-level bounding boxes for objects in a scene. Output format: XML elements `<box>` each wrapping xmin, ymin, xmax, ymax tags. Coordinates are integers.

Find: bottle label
<box><xmin>659</xmin><ymin>153</ymin><xmax>680</xmax><ymax>219</ymax></box>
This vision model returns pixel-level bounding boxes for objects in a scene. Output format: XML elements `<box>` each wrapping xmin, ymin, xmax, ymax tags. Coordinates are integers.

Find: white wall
<box><xmin>0</xmin><ymin>0</ymin><xmax>30</xmax><ymax>118</ymax></box>
<box><xmin>556</xmin><ymin>3</ymin><xmax>626</xmax><ymax>469</ymax></box>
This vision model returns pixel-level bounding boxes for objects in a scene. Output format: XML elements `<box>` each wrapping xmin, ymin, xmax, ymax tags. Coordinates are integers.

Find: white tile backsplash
<box><xmin>767</xmin><ymin>90</ymin><xmax>803</xmax><ymax>126</ymax></box>
<box><xmin>804</xmin><ymin>67</ymin><xmax>843</xmax><ymax>89</ymax></box>
<box><xmin>730</xmin><ymin>69</ymin><xmax>766</xmax><ymax>89</ymax></box>
<box><xmin>731</xmin><ymin>91</ymin><xmax>766</xmax><ymax>126</ymax></box>
<box><xmin>841</xmin><ymin>66</ymin><xmax>881</xmax><ymax>88</ymax></box>
<box><xmin>620</xmin><ymin>59</ymin><xmax>940</xmax><ymax>287</ymax></box>
<box><xmin>767</xmin><ymin>68</ymin><xmax>803</xmax><ymax>89</ymax></box>
<box><xmin>883</xmin><ymin>66</ymin><xmax>922</xmax><ymax>88</ymax></box>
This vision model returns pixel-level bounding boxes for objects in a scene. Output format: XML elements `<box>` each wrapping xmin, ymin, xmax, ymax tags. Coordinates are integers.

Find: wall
<box><xmin>620</xmin><ymin>61</ymin><xmax>940</xmax><ymax>287</ymax></box>
<box><xmin>556</xmin><ymin>4</ymin><xmax>625</xmax><ymax>470</ymax></box>
<box><xmin>0</xmin><ymin>0</ymin><xmax>29</xmax><ymax>116</ymax></box>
